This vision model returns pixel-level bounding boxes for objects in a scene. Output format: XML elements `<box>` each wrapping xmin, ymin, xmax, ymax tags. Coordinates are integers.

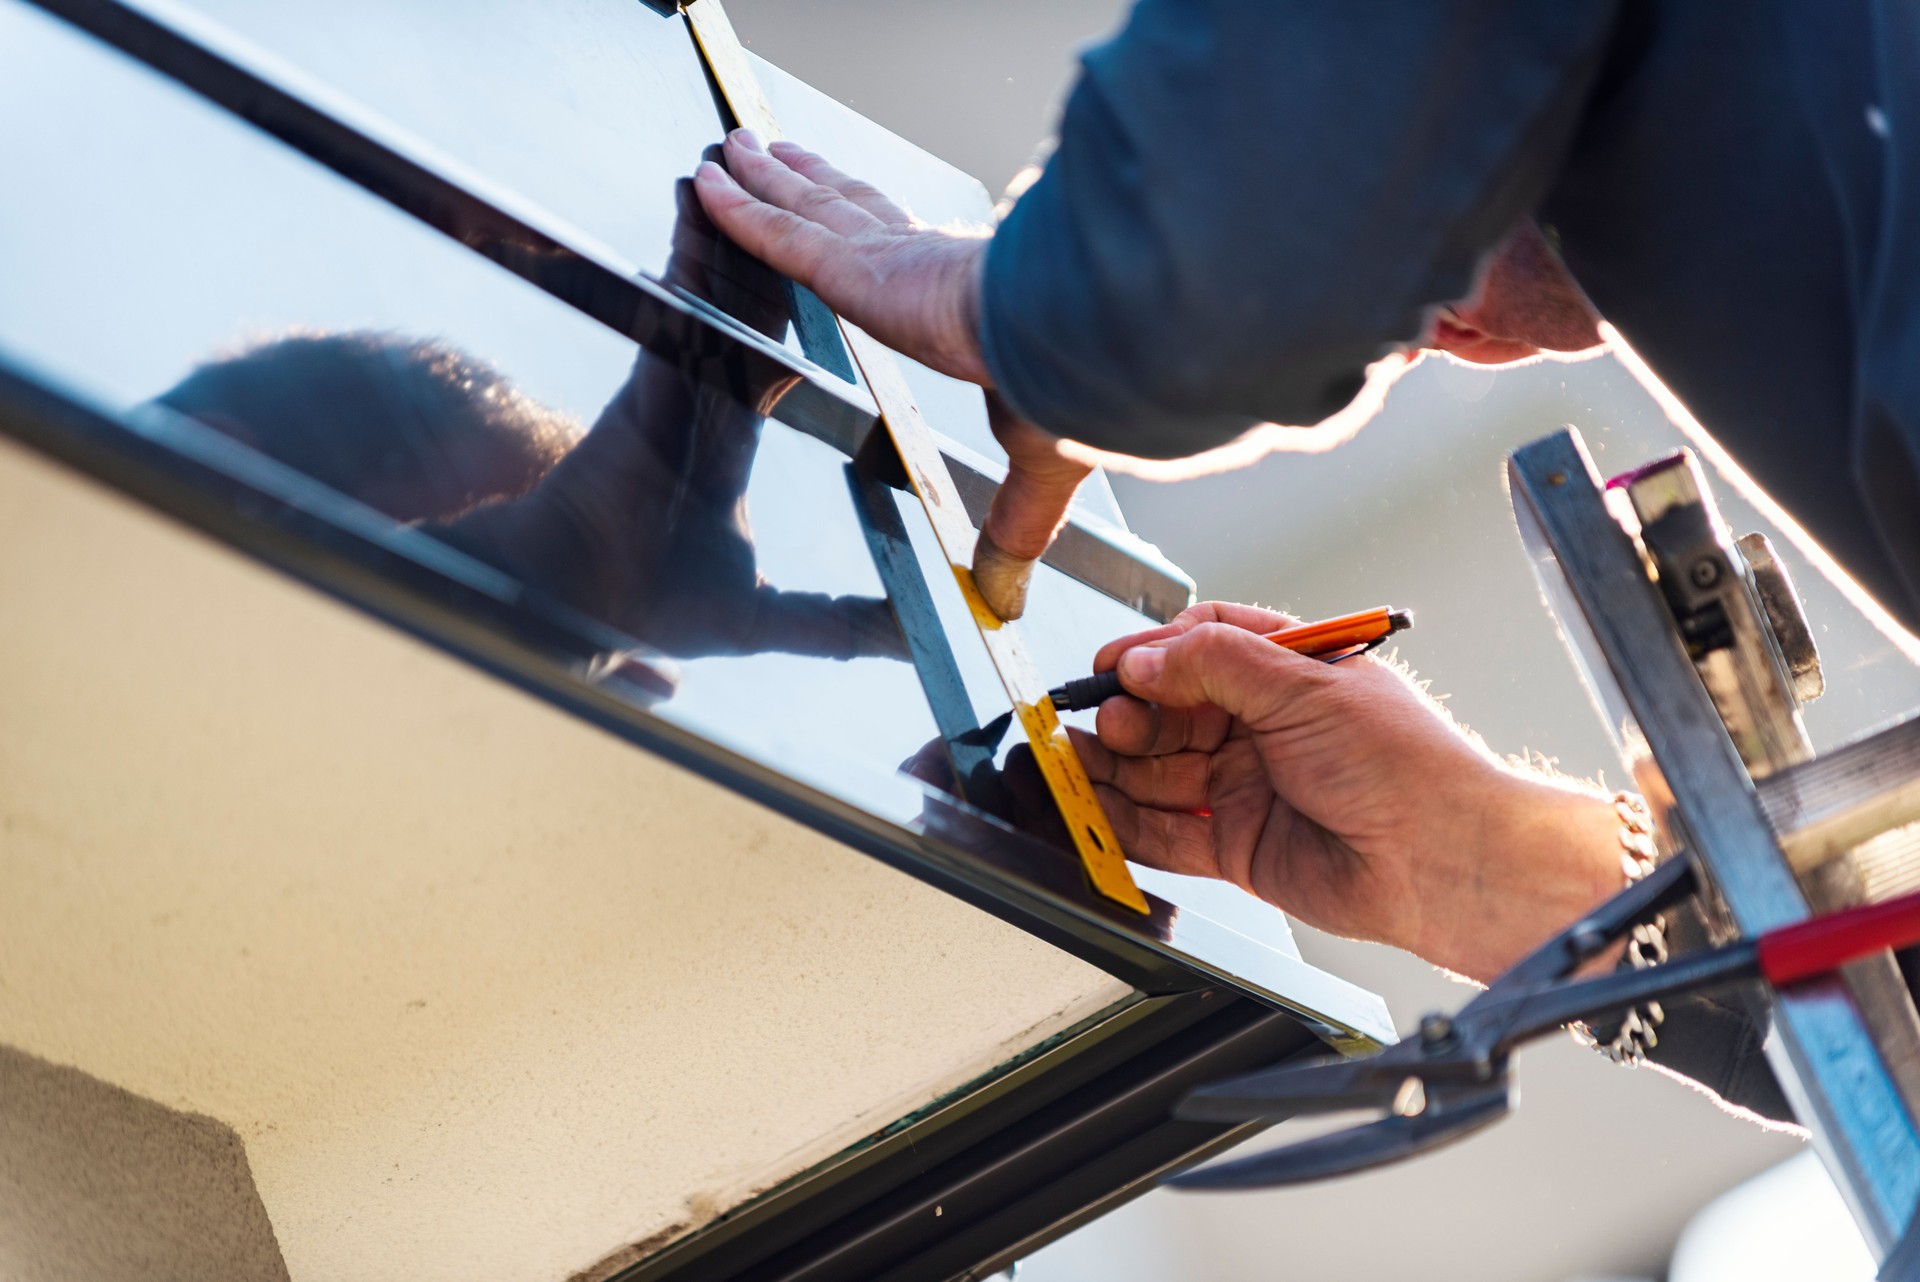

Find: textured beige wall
<box><xmin>0</xmin><ymin>435</ymin><xmax>1131</xmax><ymax>1281</ymax></box>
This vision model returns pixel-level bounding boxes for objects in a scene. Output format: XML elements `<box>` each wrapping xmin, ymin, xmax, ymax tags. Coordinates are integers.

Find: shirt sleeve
<box><xmin>979</xmin><ymin>0</ymin><xmax>1621</xmax><ymax>457</ymax></box>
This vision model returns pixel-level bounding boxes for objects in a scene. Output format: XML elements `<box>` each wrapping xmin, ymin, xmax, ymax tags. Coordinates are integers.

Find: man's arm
<box><xmin>697</xmin><ymin>2</ymin><xmax>1619</xmax><ymax>614</ymax></box>
<box><xmin>981</xmin><ymin>0</ymin><xmax>1621</xmax><ymax>456</ymax></box>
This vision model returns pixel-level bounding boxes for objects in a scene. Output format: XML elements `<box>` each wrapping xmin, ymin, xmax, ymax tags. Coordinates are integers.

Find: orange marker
<box><xmin>1047</xmin><ymin>607</ymin><xmax>1413</xmax><ymax>711</ymax></box>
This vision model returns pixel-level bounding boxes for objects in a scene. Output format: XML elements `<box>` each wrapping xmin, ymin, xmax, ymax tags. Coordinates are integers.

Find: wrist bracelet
<box><xmin>1575</xmin><ymin>790</ymin><xmax>1669</xmax><ymax>1066</ymax></box>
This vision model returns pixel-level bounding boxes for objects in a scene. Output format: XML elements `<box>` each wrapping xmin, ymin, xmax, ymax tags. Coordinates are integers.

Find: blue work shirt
<box><xmin>982</xmin><ymin>0</ymin><xmax>1920</xmax><ymax>632</ymax></box>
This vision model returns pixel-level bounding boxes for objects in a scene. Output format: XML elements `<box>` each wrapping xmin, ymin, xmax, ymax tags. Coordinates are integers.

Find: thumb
<box><xmin>971</xmin><ymin>525</ymin><xmax>1041</xmax><ymax>622</ymax></box>
<box><xmin>973</xmin><ymin>431</ymin><xmax>1093</xmax><ymax>622</ymax></box>
<box><xmin>1116</xmin><ymin>622</ymin><xmax>1333</xmax><ymax>728</ymax></box>
<box><xmin>973</xmin><ymin>454</ymin><xmax>1087</xmax><ymax>620</ymax></box>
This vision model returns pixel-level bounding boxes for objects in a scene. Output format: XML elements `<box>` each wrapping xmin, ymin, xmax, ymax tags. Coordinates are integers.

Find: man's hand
<box><xmin>695</xmin><ymin>131</ymin><xmax>991</xmax><ymax>385</ymax></box>
<box><xmin>696</xmin><ymin>131</ymin><xmax>1099</xmax><ymax>621</ymax></box>
<box><xmin>1076</xmin><ymin>602</ymin><xmax>1625</xmax><ymax>982</ymax></box>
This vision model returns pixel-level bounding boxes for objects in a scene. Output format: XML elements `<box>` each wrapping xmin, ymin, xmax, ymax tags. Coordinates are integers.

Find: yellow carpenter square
<box><xmin>686</xmin><ymin>0</ymin><xmax>1148</xmax><ymax>914</ymax></box>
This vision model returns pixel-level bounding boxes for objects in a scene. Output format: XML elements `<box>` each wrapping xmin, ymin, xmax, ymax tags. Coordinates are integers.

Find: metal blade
<box><xmin>1168</xmin><ymin>1083</ymin><xmax>1512</xmax><ymax>1189</ymax></box>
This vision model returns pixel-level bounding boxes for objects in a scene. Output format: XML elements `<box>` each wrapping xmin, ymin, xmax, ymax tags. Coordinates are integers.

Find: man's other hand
<box><xmin>1076</xmin><ymin>602</ymin><xmax>1625</xmax><ymax>983</ymax></box>
<box><xmin>696</xmin><ymin>131</ymin><xmax>1098</xmax><ymax>621</ymax></box>
<box><xmin>695</xmin><ymin>130</ymin><xmax>991</xmax><ymax>386</ymax></box>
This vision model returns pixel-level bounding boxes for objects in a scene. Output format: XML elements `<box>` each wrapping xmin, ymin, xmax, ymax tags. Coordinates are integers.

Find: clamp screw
<box><xmin>1419</xmin><ymin>1013</ymin><xmax>1455</xmax><ymax>1047</ymax></box>
<box><xmin>1689</xmin><ymin>557</ymin><xmax>1722</xmax><ymax>589</ymax></box>
<box><xmin>1570</xmin><ymin>923</ymin><xmax>1607</xmax><ymax>958</ymax></box>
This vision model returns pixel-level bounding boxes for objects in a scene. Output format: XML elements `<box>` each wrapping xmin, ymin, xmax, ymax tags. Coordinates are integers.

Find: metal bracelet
<box><xmin>1576</xmin><ymin>791</ymin><xmax>1669</xmax><ymax>1065</ymax></box>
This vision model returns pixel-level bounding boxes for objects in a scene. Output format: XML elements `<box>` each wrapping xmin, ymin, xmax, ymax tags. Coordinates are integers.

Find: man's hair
<box><xmin>157</xmin><ymin>331</ymin><xmax>578</xmax><ymax>522</ymax></box>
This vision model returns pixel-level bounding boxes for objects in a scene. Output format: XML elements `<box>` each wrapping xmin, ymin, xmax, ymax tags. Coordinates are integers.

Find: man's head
<box><xmin>158</xmin><ymin>332</ymin><xmax>577</xmax><ymax>523</ymax></box>
<box><xmin>1424</xmin><ymin>221</ymin><xmax>1605</xmax><ymax>365</ymax></box>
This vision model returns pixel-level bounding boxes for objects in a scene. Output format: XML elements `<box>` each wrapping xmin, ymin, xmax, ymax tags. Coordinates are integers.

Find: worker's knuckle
<box><xmin>762</xmin><ymin>214</ymin><xmax>825</xmax><ymax>259</ymax></box>
<box><xmin>1157</xmin><ymin>752</ymin><xmax>1207</xmax><ymax>797</ymax></box>
<box><xmin>793</xmin><ymin>181</ymin><xmax>849</xmax><ymax>220</ymax></box>
<box><xmin>1182</xmin><ymin>621</ymin><xmax>1254</xmax><ymax>665</ymax></box>
<box><xmin>1176</xmin><ymin>602</ymin><xmax>1227</xmax><ymax>627</ymax></box>
<box><xmin>1312</xmin><ymin>670</ymin><xmax>1373</xmax><ymax>719</ymax></box>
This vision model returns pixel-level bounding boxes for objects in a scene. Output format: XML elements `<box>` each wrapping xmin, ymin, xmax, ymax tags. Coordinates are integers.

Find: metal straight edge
<box><xmin>21</xmin><ymin>0</ymin><xmax>1189</xmax><ymax>624</ymax></box>
<box><xmin>685</xmin><ymin>0</ymin><xmax>1148</xmax><ymax>915</ymax></box>
<box><xmin>1508</xmin><ymin>427</ymin><xmax>1920</xmax><ymax>1255</ymax></box>
<box><xmin>0</xmin><ymin>353</ymin><xmax>1393</xmax><ymax>1050</ymax></box>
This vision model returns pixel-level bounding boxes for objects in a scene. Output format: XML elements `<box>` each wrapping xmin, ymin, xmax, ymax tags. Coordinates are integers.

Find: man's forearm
<box><xmin>1406</xmin><ymin>775</ymin><xmax>1625</xmax><ymax>985</ymax></box>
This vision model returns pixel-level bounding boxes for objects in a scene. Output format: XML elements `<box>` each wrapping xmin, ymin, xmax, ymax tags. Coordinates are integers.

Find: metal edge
<box><xmin>615</xmin><ymin>991</ymin><xmax>1185</xmax><ymax>1280</ymax></box>
<box><xmin>1759</xmin><ymin>714</ymin><xmax>1920</xmax><ymax>872</ymax></box>
<box><xmin>620</xmin><ymin>990</ymin><xmax>1315</xmax><ymax>1282</ymax></box>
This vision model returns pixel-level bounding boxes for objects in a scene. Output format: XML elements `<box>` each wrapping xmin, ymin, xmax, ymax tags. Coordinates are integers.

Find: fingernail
<box><xmin>731</xmin><ymin>127</ymin><xmax>765</xmax><ymax>154</ymax></box>
<box><xmin>972</xmin><ymin>530</ymin><xmax>1034</xmax><ymax>622</ymax></box>
<box><xmin>1120</xmin><ymin>647</ymin><xmax>1165</xmax><ymax>687</ymax></box>
<box><xmin>694</xmin><ymin>160</ymin><xmax>738</xmax><ymax>190</ymax></box>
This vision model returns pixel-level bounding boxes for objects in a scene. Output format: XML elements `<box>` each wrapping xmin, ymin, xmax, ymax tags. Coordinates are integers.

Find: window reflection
<box><xmin>158</xmin><ymin>332</ymin><xmax>576</xmax><ymax>525</ymax></box>
<box><xmin>143</xmin><ymin>176</ymin><xmax>903</xmax><ymax>668</ymax></box>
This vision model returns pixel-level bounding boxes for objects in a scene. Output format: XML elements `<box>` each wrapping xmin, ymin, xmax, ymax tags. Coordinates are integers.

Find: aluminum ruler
<box><xmin>685</xmin><ymin>0</ymin><xmax>1148</xmax><ymax>913</ymax></box>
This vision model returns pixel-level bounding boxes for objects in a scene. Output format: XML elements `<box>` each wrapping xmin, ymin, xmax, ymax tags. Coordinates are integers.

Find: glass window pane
<box><xmin>0</xmin><ymin>0</ymin><xmax>943</xmax><ymax>798</ymax></box>
<box><xmin>142</xmin><ymin>0</ymin><xmax>726</xmax><ymax>287</ymax></box>
<box><xmin>113</xmin><ymin>0</ymin><xmax>1131</xmax><ymax>527</ymax></box>
<box><xmin>0</xmin><ymin>4</ymin><xmax>1336</xmax><ymax>989</ymax></box>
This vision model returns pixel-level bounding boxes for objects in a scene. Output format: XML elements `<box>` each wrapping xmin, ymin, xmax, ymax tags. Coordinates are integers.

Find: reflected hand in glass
<box><xmin>158</xmin><ymin>179</ymin><xmax>906</xmax><ymax>666</ymax></box>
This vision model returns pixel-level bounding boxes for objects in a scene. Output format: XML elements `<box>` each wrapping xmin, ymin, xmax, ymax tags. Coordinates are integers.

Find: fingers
<box><xmin>1092</xmin><ymin>694</ymin><xmax>1228</xmax><ymax>758</ymax></box>
<box><xmin>1087</xmin><ymin>623</ymin><xmax>1223</xmax><ymax>760</ymax></box>
<box><xmin>721</xmin><ymin>131</ymin><xmax>885</xmax><ymax>236</ymax></box>
<box><xmin>1094</xmin><ymin>787</ymin><xmax>1221</xmax><ymax>880</ymax></box>
<box><xmin>972</xmin><ymin>456</ymin><xmax>1085</xmax><ymax>619</ymax></box>
<box><xmin>1173</xmin><ymin>601</ymin><xmax>1303</xmax><ymax>633</ymax></box>
<box><xmin>982</xmin><ymin>400</ymin><xmax>1093</xmax><ymax>557</ymax></box>
<box><xmin>1117</xmin><ymin>621</ymin><xmax>1336</xmax><ymax>729</ymax></box>
<box><xmin>1093</xmin><ymin>623</ymin><xmax>1183</xmax><ymax>677</ymax></box>
<box><xmin>768</xmin><ymin>140</ymin><xmax>915</xmax><ymax>227</ymax></box>
<box><xmin>1072</xmin><ymin>727</ymin><xmax>1212</xmax><ymax>809</ymax></box>
<box><xmin>1090</xmin><ymin>602</ymin><xmax>1302</xmax><ymax>675</ymax></box>
<box><xmin>694</xmin><ymin>132</ymin><xmax>995</xmax><ymax>388</ymax></box>
<box><xmin>694</xmin><ymin>161</ymin><xmax>847</xmax><ymax>288</ymax></box>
